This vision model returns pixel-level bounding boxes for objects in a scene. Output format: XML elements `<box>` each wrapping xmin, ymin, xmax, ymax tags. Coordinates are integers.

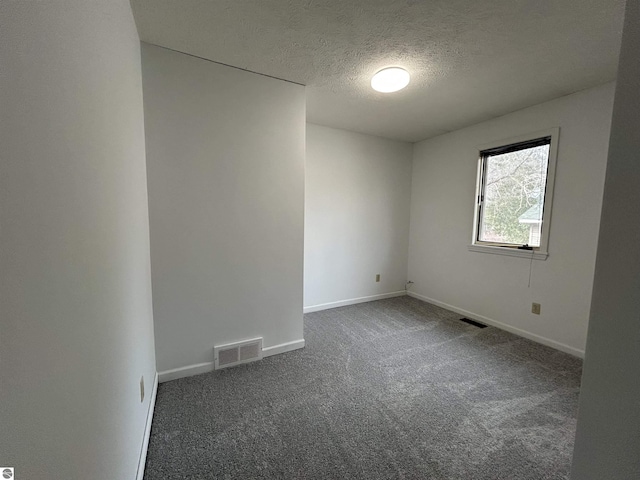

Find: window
<box><xmin>469</xmin><ymin>128</ymin><xmax>559</xmax><ymax>259</ymax></box>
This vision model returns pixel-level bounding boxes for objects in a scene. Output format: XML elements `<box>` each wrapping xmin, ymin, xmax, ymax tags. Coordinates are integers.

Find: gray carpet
<box><xmin>144</xmin><ymin>296</ymin><xmax>582</xmax><ymax>479</ymax></box>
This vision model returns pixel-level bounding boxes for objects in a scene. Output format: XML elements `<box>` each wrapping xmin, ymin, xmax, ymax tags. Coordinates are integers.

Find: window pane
<box><xmin>479</xmin><ymin>143</ymin><xmax>550</xmax><ymax>246</ymax></box>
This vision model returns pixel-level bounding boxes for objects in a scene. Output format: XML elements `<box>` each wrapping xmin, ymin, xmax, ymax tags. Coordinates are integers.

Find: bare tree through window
<box><xmin>478</xmin><ymin>140</ymin><xmax>550</xmax><ymax>246</ymax></box>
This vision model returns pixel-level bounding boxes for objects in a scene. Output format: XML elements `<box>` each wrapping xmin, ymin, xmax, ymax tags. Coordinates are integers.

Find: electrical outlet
<box><xmin>140</xmin><ymin>376</ymin><xmax>145</xmax><ymax>402</ymax></box>
<box><xmin>375</xmin><ymin>274</ymin><xmax>381</xmax><ymax>282</ymax></box>
<box><xmin>532</xmin><ymin>303</ymin><xmax>541</xmax><ymax>315</ymax></box>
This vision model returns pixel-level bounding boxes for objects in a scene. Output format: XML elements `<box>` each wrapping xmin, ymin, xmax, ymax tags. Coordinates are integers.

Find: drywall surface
<box><xmin>0</xmin><ymin>2</ymin><xmax>156</xmax><ymax>479</ymax></box>
<box><xmin>571</xmin><ymin>1</ymin><xmax>640</xmax><ymax>478</ymax></box>
<box><xmin>142</xmin><ymin>44</ymin><xmax>305</xmax><ymax>374</ymax></box>
<box><xmin>408</xmin><ymin>83</ymin><xmax>615</xmax><ymax>355</ymax></box>
<box><xmin>304</xmin><ymin>124</ymin><xmax>412</xmax><ymax>309</ymax></box>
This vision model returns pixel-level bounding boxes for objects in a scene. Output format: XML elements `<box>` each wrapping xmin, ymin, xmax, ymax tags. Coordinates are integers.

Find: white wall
<box><xmin>572</xmin><ymin>1</ymin><xmax>640</xmax><ymax>477</ymax></box>
<box><xmin>0</xmin><ymin>2</ymin><xmax>156</xmax><ymax>479</ymax></box>
<box><xmin>304</xmin><ymin>124</ymin><xmax>413</xmax><ymax>310</ymax></box>
<box><xmin>408</xmin><ymin>83</ymin><xmax>615</xmax><ymax>356</ymax></box>
<box><xmin>141</xmin><ymin>44</ymin><xmax>306</xmax><ymax>377</ymax></box>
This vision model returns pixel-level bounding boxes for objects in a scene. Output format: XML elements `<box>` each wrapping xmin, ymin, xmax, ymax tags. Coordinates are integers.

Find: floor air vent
<box><xmin>214</xmin><ymin>337</ymin><xmax>263</xmax><ymax>369</ymax></box>
<box><xmin>459</xmin><ymin>317</ymin><xmax>487</xmax><ymax>328</ymax></box>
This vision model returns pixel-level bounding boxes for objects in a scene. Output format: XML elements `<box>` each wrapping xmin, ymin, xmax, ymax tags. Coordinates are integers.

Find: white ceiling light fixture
<box><xmin>371</xmin><ymin>67</ymin><xmax>411</xmax><ymax>93</ymax></box>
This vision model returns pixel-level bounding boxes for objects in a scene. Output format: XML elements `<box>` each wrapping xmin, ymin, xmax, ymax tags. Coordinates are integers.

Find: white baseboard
<box><xmin>407</xmin><ymin>291</ymin><xmax>585</xmax><ymax>358</ymax></box>
<box><xmin>157</xmin><ymin>339</ymin><xmax>306</xmax><ymax>383</ymax></box>
<box><xmin>136</xmin><ymin>371</ymin><xmax>158</xmax><ymax>480</ymax></box>
<box><xmin>158</xmin><ymin>361</ymin><xmax>215</xmax><ymax>383</ymax></box>
<box><xmin>303</xmin><ymin>291</ymin><xmax>407</xmax><ymax>313</ymax></box>
<box><xmin>262</xmin><ymin>339</ymin><xmax>305</xmax><ymax>357</ymax></box>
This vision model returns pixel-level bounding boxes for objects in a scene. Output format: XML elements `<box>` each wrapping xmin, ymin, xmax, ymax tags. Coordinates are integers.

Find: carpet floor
<box><xmin>144</xmin><ymin>296</ymin><xmax>582</xmax><ymax>479</ymax></box>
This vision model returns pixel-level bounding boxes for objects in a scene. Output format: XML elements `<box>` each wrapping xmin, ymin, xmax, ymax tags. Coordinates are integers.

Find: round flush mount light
<box><xmin>371</xmin><ymin>67</ymin><xmax>410</xmax><ymax>93</ymax></box>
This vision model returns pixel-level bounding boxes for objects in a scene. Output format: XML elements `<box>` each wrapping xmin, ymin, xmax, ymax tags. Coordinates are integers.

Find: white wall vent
<box><xmin>213</xmin><ymin>337</ymin><xmax>263</xmax><ymax>370</ymax></box>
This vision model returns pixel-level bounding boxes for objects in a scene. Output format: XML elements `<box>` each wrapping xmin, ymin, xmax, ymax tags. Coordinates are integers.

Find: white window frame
<box><xmin>468</xmin><ymin>127</ymin><xmax>560</xmax><ymax>260</ymax></box>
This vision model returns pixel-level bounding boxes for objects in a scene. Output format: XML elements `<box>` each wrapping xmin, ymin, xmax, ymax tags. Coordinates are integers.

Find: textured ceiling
<box><xmin>131</xmin><ymin>0</ymin><xmax>625</xmax><ymax>142</ymax></box>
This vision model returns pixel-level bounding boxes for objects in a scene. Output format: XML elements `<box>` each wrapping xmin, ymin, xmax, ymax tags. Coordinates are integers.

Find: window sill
<box><xmin>467</xmin><ymin>244</ymin><xmax>548</xmax><ymax>260</ymax></box>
